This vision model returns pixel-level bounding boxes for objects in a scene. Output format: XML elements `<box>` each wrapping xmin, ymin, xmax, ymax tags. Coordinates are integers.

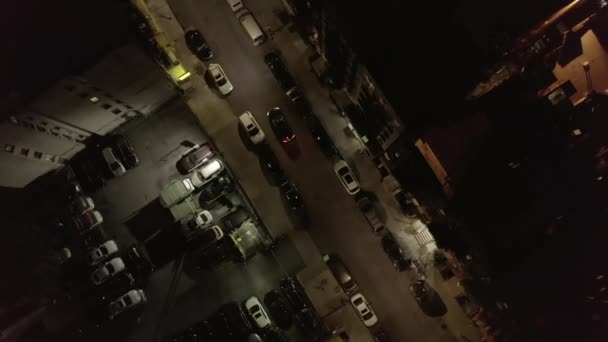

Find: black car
<box><xmin>185</xmin><ymin>28</ymin><xmax>213</xmax><ymax>60</ymax></box>
<box><xmin>267</xmin><ymin>108</ymin><xmax>296</xmax><ymax>145</ymax></box>
<box><xmin>294</xmin><ymin>308</ymin><xmax>322</xmax><ymax>340</ymax></box>
<box><xmin>97</xmin><ymin>272</ymin><xmax>136</xmax><ymax>303</ymax></box>
<box><xmin>264</xmin><ymin>290</ymin><xmax>293</xmax><ymax>330</ymax></box>
<box><xmin>218</xmin><ymin>302</ymin><xmax>252</xmax><ymax>338</ymax></box>
<box><xmin>304</xmin><ymin>114</ymin><xmax>336</xmax><ymax>157</ymax></box>
<box><xmin>190</xmin><ymin>320</ymin><xmax>215</xmax><ymax>340</ymax></box>
<box><xmin>279</xmin><ymin>277</ymin><xmax>309</xmax><ymax>310</ymax></box>
<box><xmin>123</xmin><ymin>244</ymin><xmax>154</xmax><ymax>278</ymax></box>
<box><xmin>278</xmin><ymin>177</ymin><xmax>304</xmax><ymax>212</ymax></box>
<box><xmin>264</xmin><ymin>52</ymin><xmax>295</xmax><ymax>91</ymax></box>
<box><xmin>208</xmin><ymin>312</ymin><xmax>231</xmax><ymax>340</ymax></box>
<box><xmin>71</xmin><ymin>155</ymin><xmax>105</xmax><ymax>192</ymax></box>
<box><xmin>222</xmin><ymin>207</ymin><xmax>250</xmax><ymax>231</ymax></box>
<box><xmin>110</xmin><ymin>135</ymin><xmax>139</xmax><ymax>169</ymax></box>
<box><xmin>263</xmin><ymin>327</ymin><xmax>289</xmax><ymax>342</ymax></box>
<box><xmin>381</xmin><ymin>233</ymin><xmax>410</xmax><ymax>271</ymax></box>
<box><xmin>198</xmin><ymin>175</ymin><xmax>232</xmax><ymax>207</ymax></box>
<box><xmin>256</xmin><ymin>143</ymin><xmax>284</xmax><ymax>182</ymax></box>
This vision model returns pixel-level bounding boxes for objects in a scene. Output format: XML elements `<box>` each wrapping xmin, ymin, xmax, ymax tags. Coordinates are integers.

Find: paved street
<box><xmin>156</xmin><ymin>0</ymin><xmax>480</xmax><ymax>341</ymax></box>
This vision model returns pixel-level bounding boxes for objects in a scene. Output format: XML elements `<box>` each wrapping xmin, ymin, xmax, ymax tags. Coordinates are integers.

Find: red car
<box><xmin>72</xmin><ymin>210</ymin><xmax>103</xmax><ymax>234</ymax></box>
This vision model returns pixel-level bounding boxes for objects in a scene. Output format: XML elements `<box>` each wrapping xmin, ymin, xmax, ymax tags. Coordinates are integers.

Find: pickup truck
<box><xmin>159</xmin><ymin>178</ymin><xmax>195</xmax><ymax>208</ymax></box>
<box><xmin>356</xmin><ymin>195</ymin><xmax>384</xmax><ymax>233</ymax></box>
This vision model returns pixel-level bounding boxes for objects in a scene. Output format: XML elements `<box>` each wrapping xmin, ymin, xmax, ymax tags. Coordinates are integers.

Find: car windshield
<box><xmin>111</xmin><ymin>162</ymin><xmax>121</xmax><ymax>170</ymax></box>
<box><xmin>353</xmin><ymin>297</ymin><xmax>363</xmax><ymax>306</ymax></box>
<box><xmin>362</xmin><ymin>312</ymin><xmax>374</xmax><ymax>320</ymax></box>
<box><xmin>99</xmin><ymin>246</ymin><xmax>108</xmax><ymax>254</ymax></box>
<box><xmin>248</xmin><ymin>127</ymin><xmax>260</xmax><ymax>136</ymax></box>
<box><xmin>344</xmin><ymin>174</ymin><xmax>355</xmax><ymax>184</ymax></box>
<box><xmin>251</xmin><ymin>304</ymin><xmax>260</xmax><ymax>312</ymax></box>
<box><xmin>123</xmin><ymin>296</ymin><xmax>133</xmax><ymax>306</ymax></box>
<box><xmin>337</xmin><ymin>167</ymin><xmax>349</xmax><ymax>176</ymax></box>
<box><xmin>216</xmin><ymin>77</ymin><xmax>227</xmax><ymax>86</ymax></box>
<box><xmin>106</xmin><ymin>264</ymin><xmax>115</xmax><ymax>273</ymax></box>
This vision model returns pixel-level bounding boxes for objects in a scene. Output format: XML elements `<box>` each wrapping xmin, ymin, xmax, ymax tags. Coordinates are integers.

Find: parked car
<box><xmin>248</xmin><ymin>334</ymin><xmax>263</xmax><ymax>342</ymax></box>
<box><xmin>286</xmin><ymin>88</ymin><xmax>312</xmax><ymax>116</ymax></box>
<box><xmin>267</xmin><ymin>107</ymin><xmax>296</xmax><ymax>146</ymax></box>
<box><xmin>278</xmin><ymin>177</ymin><xmax>307</xmax><ymax>221</ymax></box>
<box><xmin>239</xmin><ymin>111</ymin><xmax>265</xmax><ymax>145</ymax></box>
<box><xmin>97</xmin><ymin>272</ymin><xmax>136</xmax><ymax>302</ymax></box>
<box><xmin>409</xmin><ymin>279</ymin><xmax>447</xmax><ymax>316</ymax></box>
<box><xmin>91</xmin><ymin>257</ymin><xmax>126</xmax><ymax>285</ymax></box>
<box><xmin>245</xmin><ymin>296</ymin><xmax>271</xmax><ymax>329</ymax></box>
<box><xmin>356</xmin><ymin>194</ymin><xmax>385</xmax><ymax>232</ymax></box>
<box><xmin>264</xmin><ymin>52</ymin><xmax>295</xmax><ymax>91</ymax></box>
<box><xmin>264</xmin><ymin>327</ymin><xmax>289</xmax><ymax>342</ymax></box>
<box><xmin>108</xmin><ymin>289</ymin><xmax>146</xmax><ymax>319</ymax></box>
<box><xmin>280</xmin><ymin>277</ymin><xmax>309</xmax><ymax>310</ymax></box>
<box><xmin>110</xmin><ymin>135</ymin><xmax>139</xmax><ymax>169</ymax></box>
<box><xmin>264</xmin><ymin>290</ymin><xmax>293</xmax><ymax>330</ymax></box>
<box><xmin>185</xmin><ymin>28</ymin><xmax>213</xmax><ymax>60</ymax></box>
<box><xmin>176</xmin><ymin>144</ymin><xmax>214</xmax><ymax>175</ymax></box>
<box><xmin>222</xmin><ymin>207</ymin><xmax>250</xmax><ymax>231</ymax></box>
<box><xmin>323</xmin><ymin>254</ymin><xmax>358</xmax><ymax>295</ymax></box>
<box><xmin>71</xmin><ymin>156</ymin><xmax>104</xmax><ymax>192</ymax></box>
<box><xmin>304</xmin><ymin>114</ymin><xmax>336</xmax><ymax>157</ymax></box>
<box><xmin>350</xmin><ymin>293</ymin><xmax>378</xmax><ymax>327</ymax></box>
<box><xmin>88</xmin><ymin>240</ymin><xmax>118</xmax><ymax>266</ymax></box>
<box><xmin>190</xmin><ymin>320</ymin><xmax>215</xmax><ymax>340</ymax></box>
<box><xmin>294</xmin><ymin>308</ymin><xmax>321</xmax><ymax>340</ymax></box>
<box><xmin>381</xmin><ymin>232</ymin><xmax>410</xmax><ymax>271</ymax></box>
<box><xmin>333</xmin><ymin>160</ymin><xmax>360</xmax><ymax>195</ymax></box>
<box><xmin>123</xmin><ymin>244</ymin><xmax>154</xmax><ymax>278</ymax></box>
<box><xmin>256</xmin><ymin>143</ymin><xmax>284</xmax><ymax>183</ymax></box>
<box><xmin>159</xmin><ymin>178</ymin><xmax>195</xmax><ymax>208</ymax></box>
<box><xmin>198</xmin><ymin>175</ymin><xmax>232</xmax><ymax>207</ymax></box>
<box><xmin>67</xmin><ymin>194</ymin><xmax>95</xmax><ymax>216</ymax></box>
<box><xmin>188</xmin><ymin>226</ymin><xmax>224</xmax><ymax>251</ymax></box>
<box><xmin>190</xmin><ymin>159</ymin><xmax>224</xmax><ymax>187</ymax></box>
<box><xmin>102</xmin><ymin>147</ymin><xmax>127</xmax><ymax>177</ymax></box>
<box><xmin>208</xmin><ymin>63</ymin><xmax>233</xmax><ymax>95</ymax></box>
<box><xmin>225</xmin><ymin>0</ymin><xmax>244</xmax><ymax>12</ymax></box>
<box><xmin>71</xmin><ymin>210</ymin><xmax>103</xmax><ymax>234</ymax></box>
<box><xmin>217</xmin><ymin>301</ymin><xmax>252</xmax><ymax>338</ymax></box>
<box><xmin>182</xmin><ymin>210</ymin><xmax>213</xmax><ymax>237</ymax></box>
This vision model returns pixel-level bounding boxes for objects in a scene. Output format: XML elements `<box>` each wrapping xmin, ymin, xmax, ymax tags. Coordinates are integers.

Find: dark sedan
<box><xmin>409</xmin><ymin>279</ymin><xmax>447</xmax><ymax>317</ymax></box>
<box><xmin>264</xmin><ymin>290</ymin><xmax>293</xmax><ymax>330</ymax></box>
<box><xmin>198</xmin><ymin>175</ymin><xmax>232</xmax><ymax>207</ymax></box>
<box><xmin>256</xmin><ymin>143</ymin><xmax>284</xmax><ymax>183</ymax></box>
<box><xmin>267</xmin><ymin>108</ymin><xmax>296</xmax><ymax>145</ymax></box>
<box><xmin>381</xmin><ymin>232</ymin><xmax>410</xmax><ymax>271</ymax></box>
<box><xmin>264</xmin><ymin>52</ymin><xmax>296</xmax><ymax>91</ymax></box>
<box><xmin>304</xmin><ymin>114</ymin><xmax>336</xmax><ymax>157</ymax></box>
<box><xmin>185</xmin><ymin>28</ymin><xmax>213</xmax><ymax>60</ymax></box>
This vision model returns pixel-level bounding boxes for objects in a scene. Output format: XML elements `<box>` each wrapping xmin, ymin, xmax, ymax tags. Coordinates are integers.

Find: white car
<box><xmin>108</xmin><ymin>289</ymin><xmax>147</xmax><ymax>320</ymax></box>
<box><xmin>239</xmin><ymin>111</ymin><xmax>265</xmax><ymax>144</ymax></box>
<box><xmin>88</xmin><ymin>240</ymin><xmax>119</xmax><ymax>266</ymax></box>
<box><xmin>91</xmin><ymin>257</ymin><xmax>125</xmax><ymax>285</ymax></box>
<box><xmin>102</xmin><ymin>147</ymin><xmax>126</xmax><ymax>177</ymax></box>
<box><xmin>208</xmin><ymin>63</ymin><xmax>233</xmax><ymax>95</ymax></box>
<box><xmin>245</xmin><ymin>296</ymin><xmax>271</xmax><ymax>329</ymax></box>
<box><xmin>190</xmin><ymin>159</ymin><xmax>224</xmax><ymax>187</ymax></box>
<box><xmin>182</xmin><ymin>210</ymin><xmax>213</xmax><ymax>235</ymax></box>
<box><xmin>350</xmin><ymin>293</ymin><xmax>378</xmax><ymax>327</ymax></box>
<box><xmin>225</xmin><ymin>0</ymin><xmax>244</xmax><ymax>12</ymax></box>
<box><xmin>333</xmin><ymin>160</ymin><xmax>360</xmax><ymax>195</ymax></box>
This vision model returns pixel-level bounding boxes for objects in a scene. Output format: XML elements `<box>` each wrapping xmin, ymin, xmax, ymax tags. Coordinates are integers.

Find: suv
<box><xmin>198</xmin><ymin>176</ymin><xmax>232</xmax><ymax>207</ymax></box>
<box><xmin>176</xmin><ymin>144</ymin><xmax>214</xmax><ymax>175</ymax></box>
<box><xmin>222</xmin><ymin>207</ymin><xmax>250</xmax><ymax>231</ymax></box>
<box><xmin>264</xmin><ymin>52</ymin><xmax>295</xmax><ymax>91</ymax></box>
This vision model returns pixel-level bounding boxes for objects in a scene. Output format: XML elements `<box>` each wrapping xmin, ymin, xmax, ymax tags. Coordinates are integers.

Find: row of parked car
<box><xmin>54</xmin><ymin>174</ymin><xmax>154</xmax><ymax>323</ymax></box>
<box><xmin>165</xmin><ymin>277</ymin><xmax>322</xmax><ymax>342</ymax></box>
<box><xmin>71</xmin><ymin>135</ymin><xmax>139</xmax><ymax>192</ymax></box>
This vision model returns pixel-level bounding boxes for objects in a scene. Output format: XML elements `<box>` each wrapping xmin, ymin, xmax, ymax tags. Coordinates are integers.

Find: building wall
<box><xmin>0</xmin><ymin>120</ymin><xmax>84</xmax><ymax>188</ymax></box>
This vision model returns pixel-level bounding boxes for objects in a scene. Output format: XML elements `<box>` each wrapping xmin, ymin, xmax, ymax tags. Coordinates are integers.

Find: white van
<box><xmin>225</xmin><ymin>0</ymin><xmax>244</xmax><ymax>12</ymax></box>
<box><xmin>238</xmin><ymin>11</ymin><xmax>265</xmax><ymax>46</ymax></box>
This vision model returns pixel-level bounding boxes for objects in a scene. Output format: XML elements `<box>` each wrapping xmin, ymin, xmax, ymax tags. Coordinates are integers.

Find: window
<box><xmin>33</xmin><ymin>151</ymin><xmax>43</xmax><ymax>159</ymax></box>
<box><xmin>101</xmin><ymin>103</ymin><xmax>112</xmax><ymax>110</ymax></box>
<box><xmin>89</xmin><ymin>96</ymin><xmax>100</xmax><ymax>103</ymax></box>
<box><xmin>4</xmin><ymin>144</ymin><xmax>14</xmax><ymax>153</ymax></box>
<box><xmin>20</xmin><ymin>148</ymin><xmax>30</xmax><ymax>156</ymax></box>
<box><xmin>112</xmin><ymin>108</ymin><xmax>122</xmax><ymax>115</ymax></box>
